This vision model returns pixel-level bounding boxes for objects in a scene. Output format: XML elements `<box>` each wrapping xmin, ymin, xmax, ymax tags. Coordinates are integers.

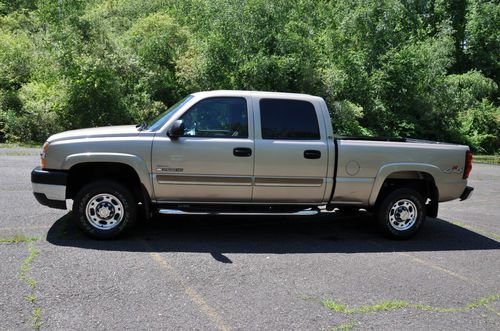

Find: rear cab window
<box><xmin>259</xmin><ymin>99</ymin><xmax>320</xmax><ymax>140</ymax></box>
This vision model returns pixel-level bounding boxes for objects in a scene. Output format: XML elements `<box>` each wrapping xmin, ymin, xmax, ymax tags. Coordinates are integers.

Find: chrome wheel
<box><xmin>388</xmin><ymin>199</ymin><xmax>417</xmax><ymax>231</ymax></box>
<box><xmin>85</xmin><ymin>193</ymin><xmax>124</xmax><ymax>230</ymax></box>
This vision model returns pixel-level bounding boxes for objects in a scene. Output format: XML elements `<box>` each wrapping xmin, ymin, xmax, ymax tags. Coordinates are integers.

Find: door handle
<box><xmin>233</xmin><ymin>147</ymin><xmax>252</xmax><ymax>157</ymax></box>
<box><xmin>304</xmin><ymin>150</ymin><xmax>321</xmax><ymax>159</ymax></box>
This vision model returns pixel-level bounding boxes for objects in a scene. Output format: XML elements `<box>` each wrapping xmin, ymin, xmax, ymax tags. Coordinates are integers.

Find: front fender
<box><xmin>368</xmin><ymin>163</ymin><xmax>441</xmax><ymax>206</ymax></box>
<box><xmin>62</xmin><ymin>152</ymin><xmax>153</xmax><ymax>197</ymax></box>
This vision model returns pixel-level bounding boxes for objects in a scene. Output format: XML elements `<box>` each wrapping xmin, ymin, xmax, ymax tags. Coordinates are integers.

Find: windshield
<box><xmin>146</xmin><ymin>95</ymin><xmax>193</xmax><ymax>131</ymax></box>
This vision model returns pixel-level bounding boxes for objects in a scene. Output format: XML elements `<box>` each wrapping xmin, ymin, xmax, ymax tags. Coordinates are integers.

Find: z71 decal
<box><xmin>443</xmin><ymin>165</ymin><xmax>462</xmax><ymax>174</ymax></box>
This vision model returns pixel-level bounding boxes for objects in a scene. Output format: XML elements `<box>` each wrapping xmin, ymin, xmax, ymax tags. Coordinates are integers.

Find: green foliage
<box><xmin>0</xmin><ymin>30</ymin><xmax>32</xmax><ymax>90</ymax></box>
<box><xmin>0</xmin><ymin>0</ymin><xmax>498</xmax><ymax>152</ymax></box>
<box><xmin>331</xmin><ymin>101</ymin><xmax>372</xmax><ymax>136</ymax></box>
<box><xmin>466</xmin><ymin>0</ymin><xmax>500</xmax><ymax>84</ymax></box>
<box><xmin>460</xmin><ymin>99</ymin><xmax>500</xmax><ymax>153</ymax></box>
<box><xmin>126</xmin><ymin>13</ymin><xmax>189</xmax><ymax>105</ymax></box>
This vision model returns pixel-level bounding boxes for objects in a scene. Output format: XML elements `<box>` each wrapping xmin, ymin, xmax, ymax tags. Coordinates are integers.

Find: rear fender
<box><xmin>369</xmin><ymin>163</ymin><xmax>441</xmax><ymax>206</ymax></box>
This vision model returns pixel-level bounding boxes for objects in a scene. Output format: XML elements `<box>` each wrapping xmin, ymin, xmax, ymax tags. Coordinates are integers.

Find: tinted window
<box><xmin>146</xmin><ymin>95</ymin><xmax>193</xmax><ymax>131</ymax></box>
<box><xmin>260</xmin><ymin>99</ymin><xmax>320</xmax><ymax>140</ymax></box>
<box><xmin>180</xmin><ymin>97</ymin><xmax>248</xmax><ymax>138</ymax></box>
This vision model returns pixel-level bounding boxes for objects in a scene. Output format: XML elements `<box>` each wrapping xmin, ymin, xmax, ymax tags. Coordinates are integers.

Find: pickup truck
<box><xmin>31</xmin><ymin>90</ymin><xmax>474</xmax><ymax>239</ymax></box>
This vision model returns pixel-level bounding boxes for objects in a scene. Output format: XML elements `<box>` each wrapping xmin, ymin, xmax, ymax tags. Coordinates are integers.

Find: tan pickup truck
<box><xmin>31</xmin><ymin>90</ymin><xmax>473</xmax><ymax>239</ymax></box>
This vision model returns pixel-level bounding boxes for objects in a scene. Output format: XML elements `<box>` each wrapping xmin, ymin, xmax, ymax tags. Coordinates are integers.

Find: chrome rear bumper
<box><xmin>459</xmin><ymin>186</ymin><xmax>474</xmax><ymax>201</ymax></box>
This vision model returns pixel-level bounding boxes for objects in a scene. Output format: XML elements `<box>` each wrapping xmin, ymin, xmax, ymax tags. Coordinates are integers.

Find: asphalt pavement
<box><xmin>0</xmin><ymin>148</ymin><xmax>499</xmax><ymax>330</ymax></box>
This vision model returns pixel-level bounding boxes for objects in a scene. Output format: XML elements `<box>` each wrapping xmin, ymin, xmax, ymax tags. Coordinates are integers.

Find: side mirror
<box><xmin>167</xmin><ymin>120</ymin><xmax>185</xmax><ymax>140</ymax></box>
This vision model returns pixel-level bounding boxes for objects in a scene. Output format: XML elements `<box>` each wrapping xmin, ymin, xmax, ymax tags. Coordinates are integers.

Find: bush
<box><xmin>1</xmin><ymin>81</ymin><xmax>66</xmax><ymax>142</ymax></box>
<box><xmin>460</xmin><ymin>99</ymin><xmax>500</xmax><ymax>154</ymax></box>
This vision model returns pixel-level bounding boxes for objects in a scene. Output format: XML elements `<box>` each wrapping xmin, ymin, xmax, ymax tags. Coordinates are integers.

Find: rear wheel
<box><xmin>376</xmin><ymin>188</ymin><xmax>425</xmax><ymax>239</ymax></box>
<box><xmin>73</xmin><ymin>180</ymin><xmax>137</xmax><ymax>239</ymax></box>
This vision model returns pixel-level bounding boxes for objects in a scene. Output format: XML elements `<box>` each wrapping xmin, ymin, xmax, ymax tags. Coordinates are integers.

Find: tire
<box><xmin>376</xmin><ymin>188</ymin><xmax>426</xmax><ymax>239</ymax></box>
<box><xmin>73</xmin><ymin>180</ymin><xmax>137</xmax><ymax>239</ymax></box>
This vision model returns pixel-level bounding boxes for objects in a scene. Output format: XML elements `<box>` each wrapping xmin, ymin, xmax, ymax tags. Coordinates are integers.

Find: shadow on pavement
<box><xmin>46</xmin><ymin>211</ymin><xmax>500</xmax><ymax>255</ymax></box>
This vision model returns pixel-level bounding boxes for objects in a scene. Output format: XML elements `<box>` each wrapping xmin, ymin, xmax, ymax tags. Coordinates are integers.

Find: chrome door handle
<box><xmin>233</xmin><ymin>147</ymin><xmax>252</xmax><ymax>157</ymax></box>
<box><xmin>304</xmin><ymin>150</ymin><xmax>321</xmax><ymax>159</ymax></box>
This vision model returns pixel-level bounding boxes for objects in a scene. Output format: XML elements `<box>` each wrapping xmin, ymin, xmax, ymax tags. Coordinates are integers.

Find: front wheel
<box><xmin>73</xmin><ymin>180</ymin><xmax>137</xmax><ymax>239</ymax></box>
<box><xmin>376</xmin><ymin>188</ymin><xmax>426</xmax><ymax>239</ymax></box>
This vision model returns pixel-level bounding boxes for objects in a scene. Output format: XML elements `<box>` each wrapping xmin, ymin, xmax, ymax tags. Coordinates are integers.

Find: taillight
<box><xmin>463</xmin><ymin>150</ymin><xmax>472</xmax><ymax>179</ymax></box>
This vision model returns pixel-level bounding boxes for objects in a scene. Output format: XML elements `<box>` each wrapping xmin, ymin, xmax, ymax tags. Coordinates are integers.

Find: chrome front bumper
<box><xmin>31</xmin><ymin>166</ymin><xmax>68</xmax><ymax>209</ymax></box>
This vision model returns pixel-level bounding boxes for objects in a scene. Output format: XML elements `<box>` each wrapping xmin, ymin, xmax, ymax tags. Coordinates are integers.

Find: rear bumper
<box><xmin>460</xmin><ymin>186</ymin><xmax>474</xmax><ymax>201</ymax></box>
<box><xmin>31</xmin><ymin>166</ymin><xmax>68</xmax><ymax>210</ymax></box>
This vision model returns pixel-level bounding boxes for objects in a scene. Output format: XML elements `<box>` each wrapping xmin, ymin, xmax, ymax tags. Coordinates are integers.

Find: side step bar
<box><xmin>157</xmin><ymin>209</ymin><xmax>319</xmax><ymax>216</ymax></box>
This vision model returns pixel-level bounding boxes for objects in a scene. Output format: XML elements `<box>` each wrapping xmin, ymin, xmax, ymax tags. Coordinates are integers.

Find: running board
<box><xmin>157</xmin><ymin>209</ymin><xmax>319</xmax><ymax>216</ymax></box>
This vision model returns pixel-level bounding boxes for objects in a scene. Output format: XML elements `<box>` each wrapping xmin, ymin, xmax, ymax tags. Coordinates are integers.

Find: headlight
<box><xmin>41</xmin><ymin>142</ymin><xmax>49</xmax><ymax>169</ymax></box>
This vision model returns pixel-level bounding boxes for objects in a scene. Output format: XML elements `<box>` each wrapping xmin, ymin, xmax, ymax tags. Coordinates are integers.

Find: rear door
<box><xmin>252</xmin><ymin>97</ymin><xmax>329</xmax><ymax>203</ymax></box>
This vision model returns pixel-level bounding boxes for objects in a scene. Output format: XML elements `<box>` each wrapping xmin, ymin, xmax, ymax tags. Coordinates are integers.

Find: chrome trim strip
<box><xmin>156</xmin><ymin>175</ymin><xmax>253</xmax><ymax>186</ymax></box>
<box><xmin>254</xmin><ymin>177</ymin><xmax>324</xmax><ymax>187</ymax></box>
<box><xmin>158</xmin><ymin>209</ymin><xmax>319</xmax><ymax>216</ymax></box>
<box><xmin>32</xmin><ymin>183</ymin><xmax>66</xmax><ymax>201</ymax></box>
<box><xmin>153</xmin><ymin>200</ymin><xmax>323</xmax><ymax>205</ymax></box>
<box><xmin>335</xmin><ymin>177</ymin><xmax>374</xmax><ymax>183</ymax></box>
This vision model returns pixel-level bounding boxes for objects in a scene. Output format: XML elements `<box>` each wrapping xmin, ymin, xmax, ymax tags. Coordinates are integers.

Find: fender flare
<box><xmin>62</xmin><ymin>152</ymin><xmax>153</xmax><ymax>198</ymax></box>
<box><xmin>368</xmin><ymin>163</ymin><xmax>441</xmax><ymax>206</ymax></box>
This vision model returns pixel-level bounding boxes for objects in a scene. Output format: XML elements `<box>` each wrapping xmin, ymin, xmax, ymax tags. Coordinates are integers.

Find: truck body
<box><xmin>31</xmin><ymin>90</ymin><xmax>473</xmax><ymax>239</ymax></box>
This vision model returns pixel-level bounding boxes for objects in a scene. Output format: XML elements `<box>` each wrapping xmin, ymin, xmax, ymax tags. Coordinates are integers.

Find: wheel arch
<box><xmin>369</xmin><ymin>163</ymin><xmax>440</xmax><ymax>217</ymax></box>
<box><xmin>63</xmin><ymin>153</ymin><xmax>153</xmax><ymax>199</ymax></box>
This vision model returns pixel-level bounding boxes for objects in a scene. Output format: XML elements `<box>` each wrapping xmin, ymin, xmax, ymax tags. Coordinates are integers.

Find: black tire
<box><xmin>376</xmin><ymin>188</ymin><xmax>426</xmax><ymax>239</ymax></box>
<box><xmin>73</xmin><ymin>180</ymin><xmax>137</xmax><ymax>239</ymax></box>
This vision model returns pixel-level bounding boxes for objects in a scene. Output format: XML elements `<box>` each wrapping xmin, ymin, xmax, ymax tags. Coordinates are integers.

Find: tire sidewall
<box><xmin>378</xmin><ymin>188</ymin><xmax>426</xmax><ymax>239</ymax></box>
<box><xmin>74</xmin><ymin>181</ymin><xmax>137</xmax><ymax>239</ymax></box>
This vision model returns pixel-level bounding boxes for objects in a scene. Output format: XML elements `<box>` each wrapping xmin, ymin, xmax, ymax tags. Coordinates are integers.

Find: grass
<box><xmin>0</xmin><ymin>235</ymin><xmax>39</xmax><ymax>244</ymax></box>
<box><xmin>32</xmin><ymin>307</ymin><xmax>42</xmax><ymax>330</ymax></box>
<box><xmin>331</xmin><ymin>320</ymin><xmax>358</xmax><ymax>331</ymax></box>
<box><xmin>473</xmin><ymin>155</ymin><xmax>500</xmax><ymax>165</ymax></box>
<box><xmin>452</xmin><ymin>220</ymin><xmax>500</xmax><ymax>240</ymax></box>
<box><xmin>323</xmin><ymin>300</ymin><xmax>408</xmax><ymax>314</ymax></box>
<box><xmin>20</xmin><ymin>243</ymin><xmax>39</xmax><ymax>288</ymax></box>
<box><xmin>322</xmin><ymin>294</ymin><xmax>500</xmax><ymax>315</ymax></box>
<box><xmin>19</xmin><ymin>242</ymin><xmax>43</xmax><ymax>329</ymax></box>
<box><xmin>0</xmin><ymin>142</ymin><xmax>41</xmax><ymax>148</ymax></box>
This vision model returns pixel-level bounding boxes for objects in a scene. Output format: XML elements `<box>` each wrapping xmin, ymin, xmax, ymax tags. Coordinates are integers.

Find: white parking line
<box><xmin>143</xmin><ymin>241</ymin><xmax>231</xmax><ymax>331</ymax></box>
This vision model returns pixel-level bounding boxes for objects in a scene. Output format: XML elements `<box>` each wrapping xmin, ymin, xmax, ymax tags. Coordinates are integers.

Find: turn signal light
<box><xmin>463</xmin><ymin>150</ymin><xmax>472</xmax><ymax>179</ymax></box>
<box><xmin>41</xmin><ymin>142</ymin><xmax>49</xmax><ymax>169</ymax></box>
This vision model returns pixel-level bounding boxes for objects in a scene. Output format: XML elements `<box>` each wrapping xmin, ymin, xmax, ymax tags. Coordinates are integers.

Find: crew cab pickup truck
<box><xmin>31</xmin><ymin>90</ymin><xmax>474</xmax><ymax>239</ymax></box>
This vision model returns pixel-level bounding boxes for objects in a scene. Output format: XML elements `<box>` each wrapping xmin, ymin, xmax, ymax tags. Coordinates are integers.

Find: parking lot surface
<box><xmin>0</xmin><ymin>148</ymin><xmax>499</xmax><ymax>330</ymax></box>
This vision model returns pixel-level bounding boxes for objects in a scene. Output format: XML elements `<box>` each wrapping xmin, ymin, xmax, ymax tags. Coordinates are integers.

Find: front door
<box><xmin>152</xmin><ymin>96</ymin><xmax>254</xmax><ymax>202</ymax></box>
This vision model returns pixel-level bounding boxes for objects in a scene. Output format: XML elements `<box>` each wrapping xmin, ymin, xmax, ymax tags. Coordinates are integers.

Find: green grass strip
<box><xmin>0</xmin><ymin>235</ymin><xmax>39</xmax><ymax>244</ymax></box>
<box><xmin>452</xmin><ymin>221</ymin><xmax>500</xmax><ymax>240</ymax></box>
<box><xmin>32</xmin><ymin>307</ymin><xmax>42</xmax><ymax>330</ymax></box>
<box><xmin>473</xmin><ymin>155</ymin><xmax>500</xmax><ymax>165</ymax></box>
<box><xmin>19</xmin><ymin>242</ymin><xmax>42</xmax><ymax>330</ymax></box>
<box><xmin>0</xmin><ymin>142</ymin><xmax>41</xmax><ymax>148</ymax></box>
<box><xmin>322</xmin><ymin>294</ymin><xmax>500</xmax><ymax>315</ymax></box>
<box><xmin>331</xmin><ymin>320</ymin><xmax>358</xmax><ymax>331</ymax></box>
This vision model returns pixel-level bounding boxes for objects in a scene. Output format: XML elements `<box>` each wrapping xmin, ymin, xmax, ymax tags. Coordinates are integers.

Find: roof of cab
<box><xmin>191</xmin><ymin>90</ymin><xmax>324</xmax><ymax>102</ymax></box>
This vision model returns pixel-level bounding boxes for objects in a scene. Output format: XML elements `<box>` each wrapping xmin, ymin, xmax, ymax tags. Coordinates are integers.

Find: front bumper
<box><xmin>31</xmin><ymin>166</ymin><xmax>68</xmax><ymax>210</ymax></box>
<box><xmin>459</xmin><ymin>186</ymin><xmax>474</xmax><ymax>201</ymax></box>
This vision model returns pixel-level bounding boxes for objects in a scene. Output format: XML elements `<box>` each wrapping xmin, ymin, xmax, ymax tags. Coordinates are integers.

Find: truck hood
<box><xmin>47</xmin><ymin>125</ymin><xmax>140</xmax><ymax>143</ymax></box>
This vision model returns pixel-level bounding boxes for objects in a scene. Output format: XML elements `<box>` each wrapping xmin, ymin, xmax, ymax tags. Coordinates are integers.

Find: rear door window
<box><xmin>259</xmin><ymin>99</ymin><xmax>320</xmax><ymax>140</ymax></box>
